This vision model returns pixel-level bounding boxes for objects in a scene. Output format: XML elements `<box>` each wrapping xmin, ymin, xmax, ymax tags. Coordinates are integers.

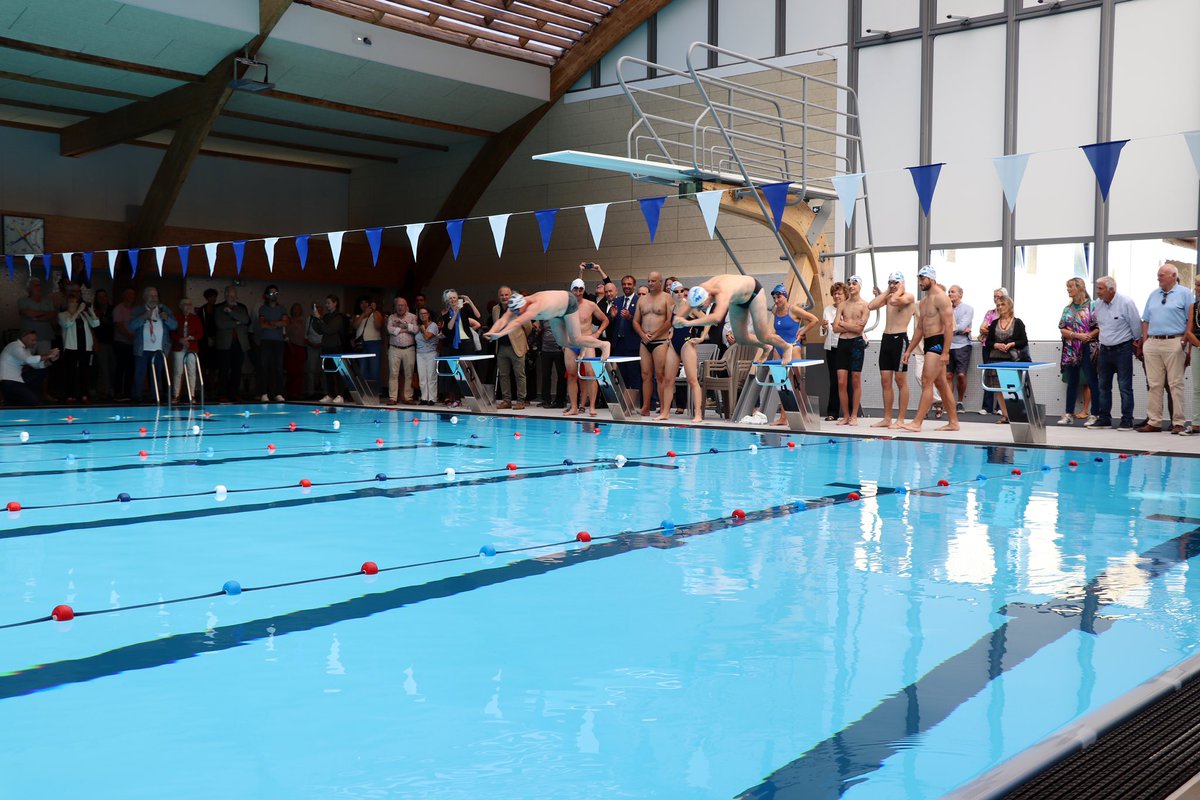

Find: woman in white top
<box><xmin>351</xmin><ymin>295</ymin><xmax>384</xmax><ymax>393</ymax></box>
<box><xmin>414</xmin><ymin>307</ymin><xmax>440</xmax><ymax>405</ymax></box>
<box><xmin>59</xmin><ymin>294</ymin><xmax>100</xmax><ymax>402</ymax></box>
<box><xmin>820</xmin><ymin>282</ymin><xmax>846</xmax><ymax>420</ymax></box>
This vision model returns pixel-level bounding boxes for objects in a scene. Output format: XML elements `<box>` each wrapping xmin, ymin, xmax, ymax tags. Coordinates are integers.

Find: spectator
<box><xmin>313</xmin><ymin>294</ymin><xmax>350</xmax><ymax>403</ymax></box>
<box><xmin>438</xmin><ymin>289</ymin><xmax>481</xmax><ymax>407</ymax></box>
<box><xmin>820</xmin><ymin>282</ymin><xmax>847</xmax><ymax>421</ymax></box>
<box><xmin>17</xmin><ymin>277</ymin><xmax>56</xmax><ymax>356</ymax></box>
<box><xmin>170</xmin><ymin>298</ymin><xmax>204</xmax><ymax>403</ymax></box>
<box><xmin>285</xmin><ymin>302</ymin><xmax>308</xmax><ymax>400</ymax></box>
<box><xmin>303</xmin><ymin>302</ymin><xmax>324</xmax><ymax>399</ymax></box>
<box><xmin>1090</xmin><ymin>276</ymin><xmax>1140</xmax><ymax>430</ymax></box>
<box><xmin>92</xmin><ymin>289</ymin><xmax>114</xmax><ymax>400</ymax></box>
<box><xmin>197</xmin><ymin>287</ymin><xmax>219</xmax><ymax>388</ymax></box>
<box><xmin>1184</xmin><ymin>273</ymin><xmax>1200</xmax><ymax>436</ymax></box>
<box><xmin>256</xmin><ymin>285</ymin><xmax>288</xmax><ymax>402</ymax></box>
<box><xmin>982</xmin><ymin>293</ymin><xmax>1028</xmax><ymax>424</ymax></box>
<box><xmin>1138</xmin><ymin>263</ymin><xmax>1194</xmax><ymax>433</ymax></box>
<box><xmin>351</xmin><ymin>295</ymin><xmax>384</xmax><ymax>396</ymax></box>
<box><xmin>977</xmin><ymin>287</ymin><xmax>1010</xmax><ymax>415</ymax></box>
<box><xmin>598</xmin><ymin>265</ymin><xmax>640</xmax><ymax>406</ymax></box>
<box><xmin>0</xmin><ymin>330</ymin><xmax>59</xmax><ymax>405</ymax></box>
<box><xmin>947</xmin><ymin>285</ymin><xmax>973</xmax><ymax>413</ymax></box>
<box><xmin>1057</xmin><ymin>277</ymin><xmax>1099</xmax><ymax>426</ymax></box>
<box><xmin>128</xmin><ymin>287</ymin><xmax>177</xmax><ymax>403</ymax></box>
<box><xmin>58</xmin><ymin>294</ymin><xmax>99</xmax><ymax>402</ymax></box>
<box><xmin>491</xmin><ymin>286</ymin><xmax>531</xmax><ymax>409</ymax></box>
<box><xmin>386</xmin><ymin>295</ymin><xmax>418</xmax><ymax>404</ymax></box>
<box><xmin>414</xmin><ymin>306</ymin><xmax>440</xmax><ymax>405</ymax></box>
<box><xmin>214</xmin><ymin>285</ymin><xmax>251</xmax><ymax>403</ymax></box>
<box><xmin>537</xmin><ymin>320</ymin><xmax>567</xmax><ymax>408</ymax></box>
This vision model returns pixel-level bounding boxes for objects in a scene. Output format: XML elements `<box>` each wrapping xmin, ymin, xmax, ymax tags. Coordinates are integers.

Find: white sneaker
<box><xmin>260</xmin><ymin>394</ymin><xmax>269</xmax><ymax>402</ymax></box>
<box><xmin>332</xmin><ymin>395</ymin><xmax>345</xmax><ymax>404</ymax></box>
<box><xmin>1056</xmin><ymin>414</ymin><xmax>1072</xmax><ymax>425</ymax></box>
<box><xmin>273</xmin><ymin>395</ymin><xmax>286</xmax><ymax>402</ymax></box>
<box><xmin>1085</xmin><ymin>415</ymin><xmax>1098</xmax><ymax>426</ymax></box>
<box><xmin>319</xmin><ymin>395</ymin><xmax>333</xmax><ymax>403</ymax></box>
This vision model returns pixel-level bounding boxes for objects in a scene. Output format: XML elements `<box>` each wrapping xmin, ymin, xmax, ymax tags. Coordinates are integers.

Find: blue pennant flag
<box><xmin>639</xmin><ymin>196</ymin><xmax>667</xmax><ymax>242</ymax></box>
<box><xmin>760</xmin><ymin>181</ymin><xmax>791</xmax><ymax>231</ymax></box>
<box><xmin>1080</xmin><ymin>139</ymin><xmax>1129</xmax><ymax>202</ymax></box>
<box><xmin>907</xmin><ymin>163</ymin><xmax>945</xmax><ymax>217</ymax></box>
<box><xmin>534</xmin><ymin>208</ymin><xmax>558</xmax><ymax>253</ymax></box>
<box><xmin>446</xmin><ymin>219</ymin><xmax>465</xmax><ymax>260</ymax></box>
<box><xmin>83</xmin><ymin>252</ymin><xmax>93</xmax><ymax>282</ymax></box>
<box><xmin>295</xmin><ymin>235</ymin><xmax>310</xmax><ymax>270</ymax></box>
<box><xmin>4</xmin><ymin>255</ymin><xmax>12</xmax><ymax>280</ymax></box>
<box><xmin>128</xmin><ymin>248</ymin><xmax>139</xmax><ymax>279</ymax></box>
<box><xmin>365</xmin><ymin>227</ymin><xmax>383</xmax><ymax>266</ymax></box>
<box><xmin>232</xmin><ymin>240</ymin><xmax>246</xmax><ymax>275</ymax></box>
<box><xmin>42</xmin><ymin>254</ymin><xmax>52</xmax><ymax>281</ymax></box>
<box><xmin>178</xmin><ymin>245</ymin><xmax>190</xmax><ymax>277</ymax></box>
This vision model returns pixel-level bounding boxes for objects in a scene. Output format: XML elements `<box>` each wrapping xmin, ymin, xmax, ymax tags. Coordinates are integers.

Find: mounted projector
<box><xmin>229</xmin><ymin>56</ymin><xmax>274</xmax><ymax>92</ymax></box>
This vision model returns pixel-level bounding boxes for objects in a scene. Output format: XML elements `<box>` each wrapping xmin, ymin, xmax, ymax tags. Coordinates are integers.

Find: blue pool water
<box><xmin>1</xmin><ymin>404</ymin><xmax>1198</xmax><ymax>799</ymax></box>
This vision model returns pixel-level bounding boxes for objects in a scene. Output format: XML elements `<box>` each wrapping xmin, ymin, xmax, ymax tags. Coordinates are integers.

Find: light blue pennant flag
<box><xmin>405</xmin><ymin>223</ymin><xmax>425</xmax><ymax>261</ymax></box>
<box><xmin>696</xmin><ymin>190</ymin><xmax>723</xmax><ymax>239</ymax></box>
<box><xmin>992</xmin><ymin>153</ymin><xmax>1030</xmax><ymax>213</ymax></box>
<box><xmin>1182</xmin><ymin>131</ymin><xmax>1200</xmax><ymax>179</ymax></box>
<box><xmin>583</xmin><ymin>203</ymin><xmax>609</xmax><ymax>249</ymax></box>
<box><xmin>21</xmin><ymin>255</ymin><xmax>32</xmax><ymax>276</ymax></box>
<box><xmin>295</xmin><ymin>235</ymin><xmax>310</xmax><ymax>270</ymax></box>
<box><xmin>639</xmin><ymin>196</ymin><xmax>667</xmax><ymax>242</ymax></box>
<box><xmin>446</xmin><ymin>220</ymin><xmax>464</xmax><ymax>260</ymax></box>
<box><xmin>488</xmin><ymin>214</ymin><xmax>511</xmax><ymax>257</ymax></box>
<box><xmin>58</xmin><ymin>253</ymin><xmax>72</xmax><ymax>280</ymax></box>
<box><xmin>534</xmin><ymin>208</ymin><xmax>557</xmax><ymax>253</ymax></box>
<box><xmin>204</xmin><ymin>242</ymin><xmax>219</xmax><ymax>276</ymax></box>
<box><xmin>263</xmin><ymin>238</ymin><xmax>278</xmax><ymax>273</ymax></box>
<box><xmin>1080</xmin><ymin>140</ymin><xmax>1129</xmax><ymax>201</ymax></box>
<box><xmin>760</xmin><ymin>181</ymin><xmax>791</xmax><ymax>231</ymax></box>
<box><xmin>831</xmin><ymin>173</ymin><xmax>864</xmax><ymax>227</ymax></box>
<box><xmin>327</xmin><ymin>231</ymin><xmax>345</xmax><ymax>269</ymax></box>
<box><xmin>152</xmin><ymin>246</ymin><xmax>167</xmax><ymax>276</ymax></box>
<box><xmin>907</xmin><ymin>163</ymin><xmax>945</xmax><ymax>216</ymax></box>
<box><xmin>365</xmin><ymin>227</ymin><xmax>382</xmax><ymax>266</ymax></box>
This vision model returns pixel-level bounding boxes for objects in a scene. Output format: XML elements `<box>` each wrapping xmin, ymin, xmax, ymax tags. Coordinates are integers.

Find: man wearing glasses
<box><xmin>1137</xmin><ymin>264</ymin><xmax>1195</xmax><ymax>433</ymax></box>
<box><xmin>867</xmin><ymin>271</ymin><xmax>916</xmax><ymax>428</ymax></box>
<box><xmin>1091</xmin><ymin>276</ymin><xmax>1141</xmax><ymax>431</ymax></box>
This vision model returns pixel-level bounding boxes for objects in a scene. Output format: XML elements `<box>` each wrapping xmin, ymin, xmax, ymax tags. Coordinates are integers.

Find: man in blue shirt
<box><xmin>1138</xmin><ymin>264</ymin><xmax>1194</xmax><ymax>433</ymax></box>
<box><xmin>1090</xmin><ymin>276</ymin><xmax>1141</xmax><ymax>430</ymax></box>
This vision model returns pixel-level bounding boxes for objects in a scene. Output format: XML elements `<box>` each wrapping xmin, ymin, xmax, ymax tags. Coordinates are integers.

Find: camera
<box><xmin>583</xmin><ymin>262</ymin><xmax>595</xmax><ymax>269</ymax></box>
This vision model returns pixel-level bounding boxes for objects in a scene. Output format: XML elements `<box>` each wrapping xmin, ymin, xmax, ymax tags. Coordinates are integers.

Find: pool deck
<box><xmin>336</xmin><ymin>400</ymin><xmax>1200</xmax><ymax>458</ymax></box>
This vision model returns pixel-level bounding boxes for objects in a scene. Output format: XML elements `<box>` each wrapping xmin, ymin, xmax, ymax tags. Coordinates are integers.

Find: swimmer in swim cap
<box><xmin>484</xmin><ymin>290</ymin><xmax>611</xmax><ymax>361</ymax></box>
<box><xmin>673</xmin><ymin>274</ymin><xmax>793</xmax><ymax>363</ymax></box>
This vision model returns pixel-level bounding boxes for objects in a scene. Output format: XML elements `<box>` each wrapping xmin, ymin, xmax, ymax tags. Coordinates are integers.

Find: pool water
<box><xmin>0</xmin><ymin>405</ymin><xmax>1198</xmax><ymax>799</ymax></box>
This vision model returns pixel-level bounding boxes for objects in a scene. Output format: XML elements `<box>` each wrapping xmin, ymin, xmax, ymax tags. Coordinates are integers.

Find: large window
<box><xmin>1013</xmin><ymin>242</ymin><xmax>1092</xmax><ymax>339</ymax></box>
<box><xmin>929</xmin><ymin>247</ymin><xmax>1003</xmax><ymax>336</ymax></box>
<box><xmin>1108</xmin><ymin>239</ymin><xmax>1198</xmax><ymax>314</ymax></box>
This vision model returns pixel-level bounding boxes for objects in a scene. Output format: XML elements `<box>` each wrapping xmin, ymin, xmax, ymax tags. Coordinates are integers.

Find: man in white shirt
<box><xmin>0</xmin><ymin>330</ymin><xmax>59</xmax><ymax>405</ymax></box>
<box><xmin>385</xmin><ymin>294</ymin><xmax>418</xmax><ymax>404</ymax></box>
<box><xmin>947</xmin><ymin>286</ymin><xmax>974</xmax><ymax>413</ymax></box>
<box><xmin>129</xmin><ymin>286</ymin><xmax>177</xmax><ymax>403</ymax></box>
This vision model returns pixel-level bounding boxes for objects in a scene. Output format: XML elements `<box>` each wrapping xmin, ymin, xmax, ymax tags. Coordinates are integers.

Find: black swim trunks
<box><xmin>879</xmin><ymin>332</ymin><xmax>909</xmax><ymax>372</ymax></box>
<box><xmin>643</xmin><ymin>339</ymin><xmax>668</xmax><ymax>352</ymax></box>
<box><xmin>835</xmin><ymin>336</ymin><xmax>866</xmax><ymax>372</ymax></box>
<box><xmin>734</xmin><ymin>278</ymin><xmax>764</xmax><ymax>309</ymax></box>
<box><xmin>923</xmin><ymin>334</ymin><xmax>945</xmax><ymax>355</ymax></box>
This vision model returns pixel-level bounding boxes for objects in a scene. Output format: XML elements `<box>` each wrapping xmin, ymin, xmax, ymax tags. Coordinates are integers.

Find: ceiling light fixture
<box><xmin>229</xmin><ymin>55</ymin><xmax>274</xmax><ymax>92</ymax></box>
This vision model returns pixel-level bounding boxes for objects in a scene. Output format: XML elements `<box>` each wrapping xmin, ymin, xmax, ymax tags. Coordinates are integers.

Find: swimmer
<box><xmin>900</xmin><ymin>266</ymin><xmax>960</xmax><ymax>432</ymax></box>
<box><xmin>676</xmin><ymin>274</ymin><xmax>793</xmax><ymax>364</ymax></box>
<box><xmin>484</xmin><ymin>290</ymin><xmax>611</xmax><ymax>364</ymax></box>
<box><xmin>633</xmin><ymin>271</ymin><xmax>674</xmax><ymax>417</ymax></box>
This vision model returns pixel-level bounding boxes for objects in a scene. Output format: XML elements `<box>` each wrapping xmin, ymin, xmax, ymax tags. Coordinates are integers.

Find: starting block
<box><xmin>437</xmin><ymin>355</ymin><xmax>496</xmax><ymax>413</ymax></box>
<box><xmin>979</xmin><ymin>362</ymin><xmax>1053</xmax><ymax>444</ymax></box>
<box><xmin>578</xmin><ymin>356</ymin><xmax>641</xmax><ymax>421</ymax></box>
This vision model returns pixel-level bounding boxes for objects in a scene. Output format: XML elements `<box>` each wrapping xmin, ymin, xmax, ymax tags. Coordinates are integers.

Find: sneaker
<box><xmin>1056</xmin><ymin>414</ymin><xmax>1073</xmax><ymax>425</ymax></box>
<box><xmin>1084</xmin><ymin>417</ymin><xmax>1107</xmax><ymax>429</ymax></box>
<box><xmin>512</xmin><ymin>401</ymin><xmax>526</xmax><ymax>410</ymax></box>
<box><xmin>956</xmin><ymin>402</ymin><xmax>964</xmax><ymax>413</ymax></box>
<box><xmin>260</xmin><ymin>394</ymin><xmax>269</xmax><ymax>402</ymax></box>
<box><xmin>1179</xmin><ymin>425</ymin><xmax>1196</xmax><ymax>436</ymax></box>
<box><xmin>1085</xmin><ymin>415</ymin><xmax>1098</xmax><ymax>426</ymax></box>
<box><xmin>319</xmin><ymin>395</ymin><xmax>333</xmax><ymax>403</ymax></box>
<box><xmin>273</xmin><ymin>395</ymin><xmax>286</xmax><ymax>402</ymax></box>
<box><xmin>1118</xmin><ymin>421</ymin><xmax>1133</xmax><ymax>431</ymax></box>
<box><xmin>496</xmin><ymin>400</ymin><xmax>512</xmax><ymax>409</ymax></box>
<box><xmin>332</xmin><ymin>395</ymin><xmax>345</xmax><ymax>404</ymax></box>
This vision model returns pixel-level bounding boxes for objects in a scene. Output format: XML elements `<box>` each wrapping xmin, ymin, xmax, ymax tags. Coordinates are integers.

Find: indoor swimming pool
<box><xmin>0</xmin><ymin>405</ymin><xmax>1198</xmax><ymax>799</ymax></box>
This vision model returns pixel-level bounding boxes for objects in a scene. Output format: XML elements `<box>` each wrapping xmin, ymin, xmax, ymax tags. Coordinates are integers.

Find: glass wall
<box><xmin>1108</xmin><ymin>238</ymin><xmax>1198</xmax><ymax>314</ymax></box>
<box><xmin>1012</xmin><ymin>242</ymin><xmax>1092</xmax><ymax>339</ymax></box>
<box><xmin>929</xmin><ymin>247</ymin><xmax>1003</xmax><ymax>337</ymax></box>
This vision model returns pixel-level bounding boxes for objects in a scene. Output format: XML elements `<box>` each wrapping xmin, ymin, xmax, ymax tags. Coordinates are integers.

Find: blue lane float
<box><xmin>222</xmin><ymin>580</ymin><xmax>242</xmax><ymax>596</ymax></box>
<box><xmin>479</xmin><ymin>545</ymin><xmax>496</xmax><ymax>557</ymax></box>
<box><xmin>117</xmin><ymin>493</ymin><xmax>131</xmax><ymax>503</ymax></box>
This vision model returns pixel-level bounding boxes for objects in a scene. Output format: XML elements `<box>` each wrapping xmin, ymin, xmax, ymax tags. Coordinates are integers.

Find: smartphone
<box><xmin>583</xmin><ymin>262</ymin><xmax>595</xmax><ymax>270</ymax></box>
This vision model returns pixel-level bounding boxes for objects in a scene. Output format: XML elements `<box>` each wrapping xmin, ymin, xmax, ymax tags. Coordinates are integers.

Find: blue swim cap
<box><xmin>507</xmin><ymin>292</ymin><xmax>526</xmax><ymax>311</ymax></box>
<box><xmin>688</xmin><ymin>286</ymin><xmax>709</xmax><ymax>308</ymax></box>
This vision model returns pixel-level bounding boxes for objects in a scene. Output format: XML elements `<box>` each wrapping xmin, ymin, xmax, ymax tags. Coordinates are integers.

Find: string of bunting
<box><xmin>6</xmin><ymin>131</ymin><xmax>1199</xmax><ymax>282</ymax></box>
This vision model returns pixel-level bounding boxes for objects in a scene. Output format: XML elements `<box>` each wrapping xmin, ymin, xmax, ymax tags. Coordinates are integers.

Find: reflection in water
<box><xmin>576</xmin><ymin>709</ymin><xmax>599</xmax><ymax>754</ymax></box>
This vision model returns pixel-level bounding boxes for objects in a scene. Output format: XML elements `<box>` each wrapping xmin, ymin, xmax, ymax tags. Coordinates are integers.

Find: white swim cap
<box><xmin>507</xmin><ymin>292</ymin><xmax>526</xmax><ymax>311</ymax></box>
<box><xmin>688</xmin><ymin>286</ymin><xmax>709</xmax><ymax>308</ymax></box>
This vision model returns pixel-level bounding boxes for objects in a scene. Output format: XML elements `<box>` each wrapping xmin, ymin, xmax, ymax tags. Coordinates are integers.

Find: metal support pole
<box><xmin>917</xmin><ymin>0</ymin><xmax>935</xmax><ymax>269</ymax></box>
<box><xmin>1000</xmin><ymin>0</ymin><xmax>1020</xmax><ymax>297</ymax></box>
<box><xmin>1092</xmin><ymin>0</ymin><xmax>1117</xmax><ymax>286</ymax></box>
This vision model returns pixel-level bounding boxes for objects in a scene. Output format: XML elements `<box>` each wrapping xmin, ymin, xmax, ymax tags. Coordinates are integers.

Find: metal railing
<box><xmin>615</xmin><ymin>44</ymin><xmax>880</xmax><ymax>314</ymax></box>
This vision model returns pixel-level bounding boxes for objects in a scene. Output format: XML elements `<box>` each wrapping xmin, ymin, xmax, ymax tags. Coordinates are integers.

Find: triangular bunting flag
<box><xmin>4</xmin><ymin>255</ymin><xmax>12</xmax><ymax>280</ymax></box>
<box><xmin>534</xmin><ymin>209</ymin><xmax>557</xmax><ymax>253</ymax></box>
<box><xmin>84</xmin><ymin>252</ymin><xmax>95</xmax><ymax>282</ymax></box>
<box><xmin>42</xmin><ymin>254</ymin><xmax>52</xmax><ymax>280</ymax></box>
<box><xmin>232</xmin><ymin>240</ymin><xmax>246</xmax><ymax>275</ymax></box>
<box><xmin>59</xmin><ymin>253</ymin><xmax>73</xmax><ymax>280</ymax></box>
<box><xmin>1079</xmin><ymin>140</ymin><xmax>1129</xmax><ymax>202</ymax></box>
<box><xmin>401</xmin><ymin>224</ymin><xmax>422</xmax><ymax>262</ymax></box>
<box><xmin>128</xmin><ymin>248</ymin><xmax>139</xmax><ymax>279</ymax></box>
<box><xmin>327</xmin><ymin>231</ymin><xmax>345</xmax><ymax>269</ymax></box>
<box><xmin>263</xmin><ymin>237</ymin><xmax>279</xmax><ymax>272</ymax></box>
<box><xmin>831</xmin><ymin>173</ymin><xmax>864</xmax><ymax>227</ymax></box>
<box><xmin>1185</xmin><ymin>131</ymin><xmax>1200</xmax><ymax>179</ymax></box>
<box><xmin>446</xmin><ymin>220</ymin><xmax>464</xmax><ymax>260</ymax></box>
<box><xmin>696</xmin><ymin>190</ymin><xmax>723</xmax><ymax>239</ymax></box>
<box><xmin>295</xmin><ymin>235</ymin><xmax>310</xmax><ymax>270</ymax></box>
<box><xmin>365</xmin><ymin>227</ymin><xmax>383</xmax><ymax>266</ymax></box>
<box><xmin>760</xmin><ymin>181</ymin><xmax>791</xmax><ymax>231</ymax></box>
<box><xmin>104</xmin><ymin>250</ymin><xmax>118</xmax><ymax>276</ymax></box>
<box><xmin>22</xmin><ymin>255</ymin><xmax>33</xmax><ymax>275</ymax></box>
<box><xmin>488</xmin><ymin>214</ymin><xmax>511</xmax><ymax>258</ymax></box>
<box><xmin>907</xmin><ymin>163</ymin><xmax>945</xmax><ymax>216</ymax></box>
<box><xmin>583</xmin><ymin>203</ymin><xmax>609</xmax><ymax>249</ymax></box>
<box><xmin>992</xmin><ymin>153</ymin><xmax>1031</xmax><ymax>213</ymax></box>
<box><xmin>152</xmin><ymin>246</ymin><xmax>167</xmax><ymax>277</ymax></box>
<box><xmin>204</xmin><ymin>242</ymin><xmax>219</xmax><ymax>276</ymax></box>
<box><xmin>178</xmin><ymin>245</ymin><xmax>190</xmax><ymax>277</ymax></box>
<box><xmin>639</xmin><ymin>196</ymin><xmax>667</xmax><ymax>242</ymax></box>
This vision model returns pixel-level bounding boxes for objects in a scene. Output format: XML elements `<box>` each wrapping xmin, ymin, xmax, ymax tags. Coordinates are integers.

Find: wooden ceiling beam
<box><xmin>466</xmin><ymin>0</ymin><xmax>589</xmax><ymax>32</ymax></box>
<box><xmin>263</xmin><ymin>86</ymin><xmax>498</xmax><ymax>134</ymax></box>
<box><xmin>368</xmin><ymin>12</ymin><xmax>557</xmax><ymax>65</ymax></box>
<box><xmin>517</xmin><ymin>0</ymin><xmax>602</xmax><ymax>25</ymax></box>
<box><xmin>399</xmin><ymin>0</ymin><xmax>575</xmax><ymax>47</ymax></box>
<box><xmin>0</xmin><ymin>70</ymin><xmax>142</xmax><ymax>101</ymax></box>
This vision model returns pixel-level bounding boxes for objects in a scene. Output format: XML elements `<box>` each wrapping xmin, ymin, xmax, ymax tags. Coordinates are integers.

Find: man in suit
<box><xmin>214</xmin><ymin>284</ymin><xmax>251</xmax><ymax>402</ymax></box>
<box><xmin>492</xmin><ymin>285</ymin><xmax>532</xmax><ymax>409</ymax></box>
<box><xmin>588</xmin><ymin>263</ymin><xmax>641</xmax><ymax>406</ymax></box>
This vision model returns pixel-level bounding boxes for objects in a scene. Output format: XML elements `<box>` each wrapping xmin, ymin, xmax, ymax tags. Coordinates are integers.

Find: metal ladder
<box><xmin>615</xmin><ymin>43</ymin><xmax>880</xmax><ymax>308</ymax></box>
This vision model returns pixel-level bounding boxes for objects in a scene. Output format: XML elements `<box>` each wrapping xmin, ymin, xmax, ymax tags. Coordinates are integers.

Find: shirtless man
<box><xmin>484</xmin><ymin>290</ymin><xmax>611</xmax><ymax>363</ymax></box>
<box><xmin>564</xmin><ymin>278</ymin><xmax>610</xmax><ymax>416</ymax></box>
<box><xmin>833</xmin><ymin>276</ymin><xmax>869</xmax><ymax>425</ymax></box>
<box><xmin>633</xmin><ymin>271</ymin><xmax>674</xmax><ymax>416</ymax></box>
<box><xmin>867</xmin><ymin>271</ymin><xmax>917</xmax><ymax>428</ymax></box>
<box><xmin>677</xmin><ymin>274</ymin><xmax>793</xmax><ymax>364</ymax></box>
<box><xmin>900</xmin><ymin>266</ymin><xmax>960</xmax><ymax>432</ymax></box>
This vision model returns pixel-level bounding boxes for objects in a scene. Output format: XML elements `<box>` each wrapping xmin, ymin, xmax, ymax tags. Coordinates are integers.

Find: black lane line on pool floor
<box><xmin>736</xmin><ymin>520</ymin><xmax>1200</xmax><ymax>800</ymax></box>
<box><xmin>0</xmin><ymin>425</ymin><xmax>401</xmax><ymax>448</ymax></box>
<box><xmin>0</xmin><ymin>484</ymin><xmax>881</xmax><ymax>699</ymax></box>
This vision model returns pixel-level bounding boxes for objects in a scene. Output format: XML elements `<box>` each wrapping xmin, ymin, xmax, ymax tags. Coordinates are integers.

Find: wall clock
<box><xmin>3</xmin><ymin>216</ymin><xmax>45</xmax><ymax>255</ymax></box>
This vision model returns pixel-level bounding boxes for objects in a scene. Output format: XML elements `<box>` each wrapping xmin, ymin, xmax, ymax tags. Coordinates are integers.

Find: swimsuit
<box><xmin>835</xmin><ymin>336</ymin><xmax>866</xmax><ymax>373</ymax></box>
<box><xmin>924</xmin><ymin>334</ymin><xmax>945</xmax><ymax>355</ymax></box>
<box><xmin>734</xmin><ymin>278</ymin><xmax>763</xmax><ymax>310</ymax></box>
<box><xmin>879</xmin><ymin>332</ymin><xmax>909</xmax><ymax>372</ymax></box>
<box><xmin>772</xmin><ymin>309</ymin><xmax>800</xmax><ymax>358</ymax></box>
<box><xmin>644</xmin><ymin>339</ymin><xmax>669</xmax><ymax>352</ymax></box>
<box><xmin>671</xmin><ymin>325</ymin><xmax>689</xmax><ymax>355</ymax></box>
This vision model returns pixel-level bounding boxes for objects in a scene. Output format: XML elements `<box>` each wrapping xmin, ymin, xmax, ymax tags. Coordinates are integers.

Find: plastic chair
<box><xmin>701</xmin><ymin>344</ymin><xmax>758</xmax><ymax>418</ymax></box>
